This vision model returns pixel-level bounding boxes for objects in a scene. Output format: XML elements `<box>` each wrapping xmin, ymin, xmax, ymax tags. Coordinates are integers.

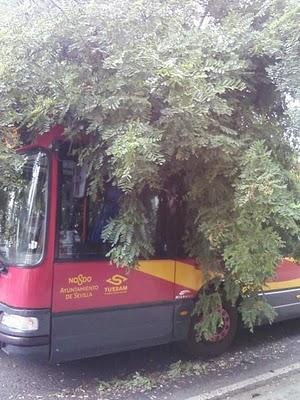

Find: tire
<box><xmin>182</xmin><ymin>301</ymin><xmax>238</xmax><ymax>359</ymax></box>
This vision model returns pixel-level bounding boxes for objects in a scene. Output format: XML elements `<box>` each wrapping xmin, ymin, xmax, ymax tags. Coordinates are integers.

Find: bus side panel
<box><xmin>172</xmin><ymin>260</ymin><xmax>206</xmax><ymax>341</ymax></box>
<box><xmin>264</xmin><ymin>259</ymin><xmax>300</xmax><ymax>321</ymax></box>
<box><xmin>50</xmin><ymin>304</ymin><xmax>173</xmax><ymax>362</ymax></box>
<box><xmin>51</xmin><ymin>260</ymin><xmax>175</xmax><ymax>361</ymax></box>
<box><xmin>264</xmin><ymin>288</ymin><xmax>300</xmax><ymax>322</ymax></box>
<box><xmin>173</xmin><ymin>259</ymin><xmax>300</xmax><ymax>329</ymax></box>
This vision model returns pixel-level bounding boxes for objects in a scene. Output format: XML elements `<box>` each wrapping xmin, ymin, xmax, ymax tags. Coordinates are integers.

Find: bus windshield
<box><xmin>0</xmin><ymin>151</ymin><xmax>49</xmax><ymax>266</ymax></box>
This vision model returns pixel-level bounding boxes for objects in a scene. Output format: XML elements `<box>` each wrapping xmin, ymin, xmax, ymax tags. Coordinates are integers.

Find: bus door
<box><xmin>51</xmin><ymin>159</ymin><xmax>176</xmax><ymax>362</ymax></box>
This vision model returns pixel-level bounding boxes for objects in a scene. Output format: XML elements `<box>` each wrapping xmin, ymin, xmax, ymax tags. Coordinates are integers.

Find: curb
<box><xmin>185</xmin><ymin>361</ymin><xmax>300</xmax><ymax>400</ymax></box>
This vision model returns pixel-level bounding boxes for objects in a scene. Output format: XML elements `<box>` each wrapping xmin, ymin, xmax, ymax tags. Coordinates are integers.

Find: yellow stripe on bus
<box><xmin>175</xmin><ymin>261</ymin><xmax>206</xmax><ymax>291</ymax></box>
<box><xmin>137</xmin><ymin>260</ymin><xmax>175</xmax><ymax>283</ymax></box>
<box><xmin>138</xmin><ymin>260</ymin><xmax>300</xmax><ymax>294</ymax></box>
<box><xmin>137</xmin><ymin>260</ymin><xmax>206</xmax><ymax>292</ymax></box>
<box><xmin>264</xmin><ymin>278</ymin><xmax>300</xmax><ymax>292</ymax></box>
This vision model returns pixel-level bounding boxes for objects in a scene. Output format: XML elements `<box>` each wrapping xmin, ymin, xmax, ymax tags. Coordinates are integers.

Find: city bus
<box><xmin>0</xmin><ymin>126</ymin><xmax>300</xmax><ymax>362</ymax></box>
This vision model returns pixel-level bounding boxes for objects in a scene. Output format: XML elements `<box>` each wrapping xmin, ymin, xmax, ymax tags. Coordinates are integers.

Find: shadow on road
<box><xmin>2</xmin><ymin>317</ymin><xmax>300</xmax><ymax>398</ymax></box>
<box><xmin>40</xmin><ymin>318</ymin><xmax>300</xmax><ymax>380</ymax></box>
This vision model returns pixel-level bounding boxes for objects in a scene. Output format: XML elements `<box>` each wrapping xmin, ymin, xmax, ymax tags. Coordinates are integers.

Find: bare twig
<box><xmin>48</xmin><ymin>0</ymin><xmax>70</xmax><ymax>19</ymax></box>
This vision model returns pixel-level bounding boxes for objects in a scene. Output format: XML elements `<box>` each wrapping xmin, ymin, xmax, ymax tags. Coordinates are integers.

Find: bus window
<box><xmin>57</xmin><ymin>160</ymin><xmax>121</xmax><ymax>260</ymax></box>
<box><xmin>143</xmin><ymin>186</ymin><xmax>186</xmax><ymax>259</ymax></box>
<box><xmin>159</xmin><ymin>194</ymin><xmax>185</xmax><ymax>259</ymax></box>
<box><xmin>57</xmin><ymin>161</ymin><xmax>185</xmax><ymax>260</ymax></box>
<box><xmin>0</xmin><ymin>152</ymin><xmax>49</xmax><ymax>266</ymax></box>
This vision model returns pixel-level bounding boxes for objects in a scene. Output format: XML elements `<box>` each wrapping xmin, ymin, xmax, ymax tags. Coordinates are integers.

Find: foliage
<box><xmin>193</xmin><ymin>290</ymin><xmax>224</xmax><ymax>341</ymax></box>
<box><xmin>0</xmin><ymin>0</ymin><xmax>300</xmax><ymax>337</ymax></box>
<box><xmin>102</xmin><ymin>195</ymin><xmax>155</xmax><ymax>267</ymax></box>
<box><xmin>98</xmin><ymin>371</ymin><xmax>157</xmax><ymax>395</ymax></box>
<box><xmin>97</xmin><ymin>360</ymin><xmax>208</xmax><ymax>397</ymax></box>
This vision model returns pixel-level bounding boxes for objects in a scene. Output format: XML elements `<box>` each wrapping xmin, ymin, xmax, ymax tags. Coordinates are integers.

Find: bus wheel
<box><xmin>183</xmin><ymin>302</ymin><xmax>238</xmax><ymax>358</ymax></box>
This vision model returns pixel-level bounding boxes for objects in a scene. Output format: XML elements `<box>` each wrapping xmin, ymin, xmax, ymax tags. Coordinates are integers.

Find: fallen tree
<box><xmin>0</xmin><ymin>0</ymin><xmax>300</xmax><ymax>338</ymax></box>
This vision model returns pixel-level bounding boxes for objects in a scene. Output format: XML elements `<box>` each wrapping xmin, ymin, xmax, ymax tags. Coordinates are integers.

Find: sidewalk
<box><xmin>226</xmin><ymin>369</ymin><xmax>300</xmax><ymax>400</ymax></box>
<box><xmin>186</xmin><ymin>362</ymin><xmax>300</xmax><ymax>400</ymax></box>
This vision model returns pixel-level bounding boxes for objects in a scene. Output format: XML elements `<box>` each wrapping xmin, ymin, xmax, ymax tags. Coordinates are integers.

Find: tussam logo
<box><xmin>106</xmin><ymin>275</ymin><xmax>128</xmax><ymax>286</ymax></box>
<box><xmin>68</xmin><ymin>274</ymin><xmax>92</xmax><ymax>286</ymax></box>
<box><xmin>105</xmin><ymin>274</ymin><xmax>128</xmax><ymax>295</ymax></box>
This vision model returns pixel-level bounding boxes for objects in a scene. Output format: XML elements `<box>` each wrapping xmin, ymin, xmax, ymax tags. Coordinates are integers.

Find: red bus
<box><xmin>0</xmin><ymin>126</ymin><xmax>300</xmax><ymax>362</ymax></box>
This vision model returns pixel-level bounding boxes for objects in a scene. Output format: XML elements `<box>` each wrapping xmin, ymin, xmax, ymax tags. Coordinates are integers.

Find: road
<box><xmin>0</xmin><ymin>318</ymin><xmax>300</xmax><ymax>400</ymax></box>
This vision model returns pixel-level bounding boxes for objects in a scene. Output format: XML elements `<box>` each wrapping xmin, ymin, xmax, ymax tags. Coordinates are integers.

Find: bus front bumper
<box><xmin>0</xmin><ymin>303</ymin><xmax>50</xmax><ymax>360</ymax></box>
<box><xmin>0</xmin><ymin>331</ymin><xmax>49</xmax><ymax>359</ymax></box>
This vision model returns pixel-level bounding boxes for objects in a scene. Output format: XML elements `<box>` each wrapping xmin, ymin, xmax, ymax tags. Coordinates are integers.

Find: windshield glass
<box><xmin>0</xmin><ymin>151</ymin><xmax>49</xmax><ymax>266</ymax></box>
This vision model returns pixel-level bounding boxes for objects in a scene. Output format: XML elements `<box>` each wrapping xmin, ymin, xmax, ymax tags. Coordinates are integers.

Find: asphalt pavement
<box><xmin>0</xmin><ymin>318</ymin><xmax>300</xmax><ymax>400</ymax></box>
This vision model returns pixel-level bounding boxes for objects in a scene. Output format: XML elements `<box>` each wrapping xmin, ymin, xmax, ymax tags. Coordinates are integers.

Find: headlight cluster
<box><xmin>0</xmin><ymin>313</ymin><xmax>39</xmax><ymax>332</ymax></box>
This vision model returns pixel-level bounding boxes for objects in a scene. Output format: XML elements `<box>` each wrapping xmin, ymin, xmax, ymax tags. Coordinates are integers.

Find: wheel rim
<box><xmin>207</xmin><ymin>308</ymin><xmax>231</xmax><ymax>343</ymax></box>
<box><xmin>195</xmin><ymin>307</ymin><xmax>231</xmax><ymax>343</ymax></box>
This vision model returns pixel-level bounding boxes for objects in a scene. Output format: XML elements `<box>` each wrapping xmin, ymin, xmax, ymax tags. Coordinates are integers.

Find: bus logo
<box><xmin>68</xmin><ymin>274</ymin><xmax>92</xmax><ymax>286</ymax></box>
<box><xmin>105</xmin><ymin>274</ymin><xmax>128</xmax><ymax>295</ymax></box>
<box><xmin>176</xmin><ymin>289</ymin><xmax>193</xmax><ymax>299</ymax></box>
<box><xmin>106</xmin><ymin>275</ymin><xmax>128</xmax><ymax>286</ymax></box>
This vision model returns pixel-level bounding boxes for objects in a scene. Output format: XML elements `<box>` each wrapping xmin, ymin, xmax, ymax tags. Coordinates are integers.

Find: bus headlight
<box><xmin>1</xmin><ymin>313</ymin><xmax>39</xmax><ymax>332</ymax></box>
